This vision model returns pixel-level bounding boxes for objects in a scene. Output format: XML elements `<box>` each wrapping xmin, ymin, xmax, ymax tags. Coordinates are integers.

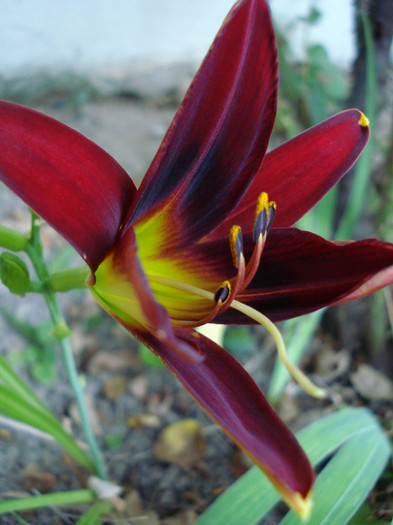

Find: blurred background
<box><xmin>3</xmin><ymin>0</ymin><xmax>353</xmax><ymax>77</ymax></box>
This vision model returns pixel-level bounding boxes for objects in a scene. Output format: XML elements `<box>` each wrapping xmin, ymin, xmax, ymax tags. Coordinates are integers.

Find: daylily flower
<box><xmin>1</xmin><ymin>0</ymin><xmax>393</xmax><ymax>517</ymax></box>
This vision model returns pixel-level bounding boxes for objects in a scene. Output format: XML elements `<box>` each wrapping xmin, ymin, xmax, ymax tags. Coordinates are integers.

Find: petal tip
<box><xmin>358</xmin><ymin>111</ymin><xmax>370</xmax><ymax>128</ymax></box>
<box><xmin>288</xmin><ymin>491</ymin><xmax>313</xmax><ymax>522</ymax></box>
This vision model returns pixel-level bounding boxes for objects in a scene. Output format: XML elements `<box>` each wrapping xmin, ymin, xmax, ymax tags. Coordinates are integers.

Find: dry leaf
<box><xmin>23</xmin><ymin>470</ymin><xmax>56</xmax><ymax>493</ymax></box>
<box><xmin>155</xmin><ymin>419</ymin><xmax>205</xmax><ymax>468</ymax></box>
<box><xmin>127</xmin><ymin>414</ymin><xmax>160</xmax><ymax>429</ymax></box>
<box><xmin>103</xmin><ymin>375</ymin><xmax>127</xmax><ymax>400</ymax></box>
<box><xmin>123</xmin><ymin>489</ymin><xmax>143</xmax><ymax>516</ymax></box>
<box><xmin>350</xmin><ymin>364</ymin><xmax>393</xmax><ymax>401</ymax></box>
<box><xmin>129</xmin><ymin>374</ymin><xmax>148</xmax><ymax>399</ymax></box>
<box><xmin>0</xmin><ymin>429</ymin><xmax>11</xmax><ymax>440</ymax></box>
<box><xmin>87</xmin><ymin>350</ymin><xmax>139</xmax><ymax>375</ymax></box>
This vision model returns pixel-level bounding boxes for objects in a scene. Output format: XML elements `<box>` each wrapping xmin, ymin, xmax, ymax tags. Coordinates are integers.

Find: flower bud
<box><xmin>0</xmin><ymin>252</ymin><xmax>30</xmax><ymax>296</ymax></box>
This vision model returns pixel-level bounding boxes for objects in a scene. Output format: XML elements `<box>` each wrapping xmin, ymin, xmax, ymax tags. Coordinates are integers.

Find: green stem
<box><xmin>0</xmin><ymin>224</ymin><xmax>28</xmax><ymax>251</ymax></box>
<box><xmin>25</xmin><ymin>215</ymin><xmax>108</xmax><ymax>480</ymax></box>
<box><xmin>60</xmin><ymin>337</ymin><xmax>108</xmax><ymax>480</ymax></box>
<box><xmin>49</xmin><ymin>265</ymin><xmax>89</xmax><ymax>292</ymax></box>
<box><xmin>26</xmin><ymin>267</ymin><xmax>89</xmax><ymax>294</ymax></box>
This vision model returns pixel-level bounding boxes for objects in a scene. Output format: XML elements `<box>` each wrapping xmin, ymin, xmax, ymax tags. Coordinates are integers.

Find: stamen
<box><xmin>253</xmin><ymin>192</ymin><xmax>276</xmax><ymax>242</ymax></box>
<box><xmin>214</xmin><ymin>280</ymin><xmax>231</xmax><ymax>304</ymax></box>
<box><xmin>230</xmin><ymin>299</ymin><xmax>326</xmax><ymax>399</ymax></box>
<box><xmin>148</xmin><ymin>275</ymin><xmax>325</xmax><ymax>399</ymax></box>
<box><xmin>242</xmin><ymin>193</ymin><xmax>276</xmax><ymax>290</ymax></box>
<box><xmin>230</xmin><ymin>225</ymin><xmax>243</xmax><ymax>269</ymax></box>
<box><xmin>163</xmin><ymin>280</ymin><xmax>232</xmax><ymax>328</ymax></box>
<box><xmin>243</xmin><ymin>233</ymin><xmax>264</xmax><ymax>289</ymax></box>
<box><xmin>266</xmin><ymin>202</ymin><xmax>276</xmax><ymax>232</ymax></box>
<box><xmin>253</xmin><ymin>192</ymin><xmax>269</xmax><ymax>242</ymax></box>
<box><xmin>358</xmin><ymin>111</ymin><xmax>370</xmax><ymax>127</ymax></box>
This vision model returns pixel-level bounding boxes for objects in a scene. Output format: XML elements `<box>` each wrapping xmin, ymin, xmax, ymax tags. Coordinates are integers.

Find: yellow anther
<box><xmin>358</xmin><ymin>111</ymin><xmax>370</xmax><ymax>128</ymax></box>
<box><xmin>229</xmin><ymin>225</ymin><xmax>243</xmax><ymax>269</ymax></box>
<box><xmin>255</xmin><ymin>192</ymin><xmax>269</xmax><ymax>217</ymax></box>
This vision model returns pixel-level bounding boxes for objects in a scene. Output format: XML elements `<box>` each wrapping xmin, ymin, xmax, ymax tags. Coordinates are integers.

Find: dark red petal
<box><xmin>130</xmin><ymin>0</ymin><xmax>277</xmax><ymax>244</ymax></box>
<box><xmin>0</xmin><ymin>100</ymin><xmax>136</xmax><ymax>271</ymax></box>
<box><xmin>215</xmin><ymin>228</ymin><xmax>393</xmax><ymax>323</ymax></box>
<box><xmin>126</xmin><ymin>325</ymin><xmax>314</xmax><ymax>508</ymax></box>
<box><xmin>211</xmin><ymin>109</ymin><xmax>369</xmax><ymax>238</ymax></box>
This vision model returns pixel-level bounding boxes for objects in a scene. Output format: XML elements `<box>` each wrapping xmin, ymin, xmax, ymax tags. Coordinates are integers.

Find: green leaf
<box><xmin>0</xmin><ymin>352</ymin><xmax>54</xmax><ymax>414</ymax></box>
<box><xmin>31</xmin><ymin>361</ymin><xmax>57</xmax><ymax>384</ymax></box>
<box><xmin>105</xmin><ymin>434</ymin><xmax>123</xmax><ymax>450</ymax></box>
<box><xmin>224</xmin><ymin>326</ymin><xmax>254</xmax><ymax>356</ymax></box>
<box><xmin>194</xmin><ymin>408</ymin><xmax>390</xmax><ymax>525</ymax></box>
<box><xmin>0</xmin><ymin>490</ymin><xmax>96</xmax><ymax>515</ymax></box>
<box><xmin>348</xmin><ymin>504</ymin><xmax>386</xmax><ymax>525</ymax></box>
<box><xmin>281</xmin><ymin>427</ymin><xmax>389</xmax><ymax>524</ymax></box>
<box><xmin>0</xmin><ymin>384</ymin><xmax>96</xmax><ymax>473</ymax></box>
<box><xmin>75</xmin><ymin>500</ymin><xmax>113</xmax><ymax>525</ymax></box>
<box><xmin>0</xmin><ymin>252</ymin><xmax>30</xmax><ymax>296</ymax></box>
<box><xmin>138</xmin><ymin>343</ymin><xmax>164</xmax><ymax>368</ymax></box>
<box><xmin>302</xmin><ymin>7</ymin><xmax>321</xmax><ymax>25</ymax></box>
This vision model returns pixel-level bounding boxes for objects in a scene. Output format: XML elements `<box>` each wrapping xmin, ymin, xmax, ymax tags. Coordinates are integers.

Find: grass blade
<box><xmin>0</xmin><ymin>385</ymin><xmax>96</xmax><ymax>473</ymax></box>
<box><xmin>0</xmin><ymin>352</ymin><xmax>55</xmax><ymax>416</ymax></box>
<box><xmin>75</xmin><ymin>500</ymin><xmax>113</xmax><ymax>525</ymax></box>
<box><xmin>0</xmin><ymin>490</ymin><xmax>95</xmax><ymax>515</ymax></box>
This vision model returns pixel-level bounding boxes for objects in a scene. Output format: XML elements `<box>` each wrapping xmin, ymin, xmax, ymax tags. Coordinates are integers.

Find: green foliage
<box><xmin>138</xmin><ymin>342</ymin><xmax>164</xmax><ymax>368</ymax></box>
<box><xmin>1</xmin><ymin>310</ymin><xmax>58</xmax><ymax>384</ymax></box>
<box><xmin>195</xmin><ymin>408</ymin><xmax>391</xmax><ymax>525</ymax></box>
<box><xmin>269</xmin><ymin>6</ymin><xmax>379</xmax><ymax>404</ymax></box>
<box><xmin>0</xmin><ymin>351</ymin><xmax>96</xmax><ymax>473</ymax></box>
<box><xmin>105</xmin><ymin>433</ymin><xmax>124</xmax><ymax>450</ymax></box>
<box><xmin>274</xmin><ymin>17</ymin><xmax>348</xmax><ymax>137</ymax></box>
<box><xmin>75</xmin><ymin>500</ymin><xmax>113</xmax><ymax>525</ymax></box>
<box><xmin>348</xmin><ymin>504</ymin><xmax>386</xmax><ymax>525</ymax></box>
<box><xmin>0</xmin><ymin>490</ymin><xmax>96</xmax><ymax>516</ymax></box>
<box><xmin>223</xmin><ymin>326</ymin><xmax>254</xmax><ymax>356</ymax></box>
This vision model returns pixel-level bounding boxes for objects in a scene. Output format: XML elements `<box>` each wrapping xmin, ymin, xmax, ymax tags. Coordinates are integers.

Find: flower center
<box><xmin>92</xmin><ymin>192</ymin><xmax>325</xmax><ymax>397</ymax></box>
<box><xmin>147</xmin><ymin>192</ymin><xmax>324</xmax><ymax>399</ymax></box>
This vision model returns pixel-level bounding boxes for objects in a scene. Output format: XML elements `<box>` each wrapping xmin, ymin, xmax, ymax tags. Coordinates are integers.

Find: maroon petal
<box><xmin>130</xmin><ymin>0</ymin><xmax>278</xmax><ymax>245</ymax></box>
<box><xmin>211</xmin><ymin>109</ymin><xmax>369</xmax><ymax>238</ymax></box>
<box><xmin>215</xmin><ymin>228</ymin><xmax>393</xmax><ymax>323</ymax></box>
<box><xmin>0</xmin><ymin>101</ymin><xmax>136</xmax><ymax>270</ymax></box>
<box><xmin>127</xmin><ymin>325</ymin><xmax>314</xmax><ymax>513</ymax></box>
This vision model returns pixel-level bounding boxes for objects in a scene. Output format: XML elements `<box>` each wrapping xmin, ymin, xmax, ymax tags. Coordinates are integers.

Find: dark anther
<box><xmin>267</xmin><ymin>204</ymin><xmax>276</xmax><ymax>232</ymax></box>
<box><xmin>214</xmin><ymin>282</ymin><xmax>231</xmax><ymax>304</ymax></box>
<box><xmin>253</xmin><ymin>208</ymin><xmax>268</xmax><ymax>242</ymax></box>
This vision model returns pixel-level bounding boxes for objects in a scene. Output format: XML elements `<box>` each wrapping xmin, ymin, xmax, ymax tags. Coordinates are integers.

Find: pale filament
<box><xmin>149</xmin><ymin>275</ymin><xmax>326</xmax><ymax>399</ymax></box>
